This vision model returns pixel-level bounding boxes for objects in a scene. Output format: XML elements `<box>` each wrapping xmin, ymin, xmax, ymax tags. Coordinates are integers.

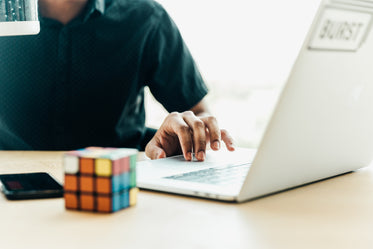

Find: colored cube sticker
<box><xmin>63</xmin><ymin>147</ymin><xmax>138</xmax><ymax>213</ymax></box>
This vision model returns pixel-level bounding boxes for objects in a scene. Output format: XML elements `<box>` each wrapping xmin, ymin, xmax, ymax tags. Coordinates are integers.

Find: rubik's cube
<box><xmin>63</xmin><ymin>147</ymin><xmax>139</xmax><ymax>213</ymax></box>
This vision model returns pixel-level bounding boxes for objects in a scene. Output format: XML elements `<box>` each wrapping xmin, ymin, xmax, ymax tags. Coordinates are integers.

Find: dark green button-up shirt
<box><xmin>0</xmin><ymin>0</ymin><xmax>208</xmax><ymax>150</ymax></box>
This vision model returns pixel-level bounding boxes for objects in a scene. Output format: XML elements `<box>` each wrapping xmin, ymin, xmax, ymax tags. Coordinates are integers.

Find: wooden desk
<box><xmin>1</xmin><ymin>151</ymin><xmax>373</xmax><ymax>249</ymax></box>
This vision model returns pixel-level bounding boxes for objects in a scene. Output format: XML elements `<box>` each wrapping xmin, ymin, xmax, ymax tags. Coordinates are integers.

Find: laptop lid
<box><xmin>0</xmin><ymin>0</ymin><xmax>40</xmax><ymax>36</ymax></box>
<box><xmin>238</xmin><ymin>0</ymin><xmax>373</xmax><ymax>201</ymax></box>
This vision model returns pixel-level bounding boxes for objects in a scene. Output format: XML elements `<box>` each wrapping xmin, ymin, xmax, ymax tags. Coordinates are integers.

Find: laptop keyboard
<box><xmin>164</xmin><ymin>163</ymin><xmax>251</xmax><ymax>186</ymax></box>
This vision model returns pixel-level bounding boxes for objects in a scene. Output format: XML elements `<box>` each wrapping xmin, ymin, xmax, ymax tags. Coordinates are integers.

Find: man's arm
<box><xmin>145</xmin><ymin>99</ymin><xmax>235</xmax><ymax>161</ymax></box>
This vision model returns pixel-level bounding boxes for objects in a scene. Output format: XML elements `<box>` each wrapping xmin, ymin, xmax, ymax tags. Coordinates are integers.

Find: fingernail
<box><xmin>198</xmin><ymin>151</ymin><xmax>205</xmax><ymax>161</ymax></box>
<box><xmin>187</xmin><ymin>152</ymin><xmax>192</xmax><ymax>161</ymax></box>
<box><xmin>229</xmin><ymin>143</ymin><xmax>235</xmax><ymax>151</ymax></box>
<box><xmin>213</xmin><ymin>141</ymin><xmax>220</xmax><ymax>150</ymax></box>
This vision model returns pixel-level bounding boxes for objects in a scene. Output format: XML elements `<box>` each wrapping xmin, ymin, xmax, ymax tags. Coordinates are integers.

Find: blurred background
<box><xmin>145</xmin><ymin>0</ymin><xmax>320</xmax><ymax>148</ymax></box>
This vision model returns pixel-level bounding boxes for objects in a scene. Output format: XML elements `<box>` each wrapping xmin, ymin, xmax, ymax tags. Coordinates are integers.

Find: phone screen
<box><xmin>0</xmin><ymin>172</ymin><xmax>63</xmax><ymax>200</ymax></box>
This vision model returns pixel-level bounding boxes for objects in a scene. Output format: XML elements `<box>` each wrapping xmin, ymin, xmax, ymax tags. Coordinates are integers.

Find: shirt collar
<box><xmin>94</xmin><ymin>0</ymin><xmax>106</xmax><ymax>15</ymax></box>
<box><xmin>83</xmin><ymin>0</ymin><xmax>106</xmax><ymax>22</ymax></box>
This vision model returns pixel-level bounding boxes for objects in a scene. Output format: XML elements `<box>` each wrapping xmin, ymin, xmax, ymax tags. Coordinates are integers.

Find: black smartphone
<box><xmin>0</xmin><ymin>172</ymin><xmax>63</xmax><ymax>200</ymax></box>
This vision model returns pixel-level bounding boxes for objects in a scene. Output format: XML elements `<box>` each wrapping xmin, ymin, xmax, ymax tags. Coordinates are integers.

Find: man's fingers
<box><xmin>146</xmin><ymin>112</ymin><xmax>234</xmax><ymax>162</ymax></box>
<box><xmin>145</xmin><ymin>141</ymin><xmax>167</xmax><ymax>160</ymax></box>
<box><xmin>182</xmin><ymin>111</ymin><xmax>206</xmax><ymax>161</ymax></box>
<box><xmin>154</xmin><ymin>147</ymin><xmax>167</xmax><ymax>159</ymax></box>
<box><xmin>221</xmin><ymin>129</ymin><xmax>235</xmax><ymax>151</ymax></box>
<box><xmin>200</xmin><ymin>116</ymin><xmax>221</xmax><ymax>151</ymax></box>
<box><xmin>169</xmin><ymin>113</ymin><xmax>194</xmax><ymax>161</ymax></box>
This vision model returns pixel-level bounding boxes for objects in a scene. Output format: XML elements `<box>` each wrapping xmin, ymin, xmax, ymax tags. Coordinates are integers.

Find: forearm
<box><xmin>189</xmin><ymin>99</ymin><xmax>211</xmax><ymax>117</ymax></box>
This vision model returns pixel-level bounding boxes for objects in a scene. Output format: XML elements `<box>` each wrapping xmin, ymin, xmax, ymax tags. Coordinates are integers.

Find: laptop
<box><xmin>0</xmin><ymin>0</ymin><xmax>40</xmax><ymax>36</ymax></box>
<box><xmin>137</xmin><ymin>0</ymin><xmax>373</xmax><ymax>202</ymax></box>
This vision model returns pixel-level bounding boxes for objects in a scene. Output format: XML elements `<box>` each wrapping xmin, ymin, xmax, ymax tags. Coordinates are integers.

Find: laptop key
<box><xmin>164</xmin><ymin>163</ymin><xmax>251</xmax><ymax>186</ymax></box>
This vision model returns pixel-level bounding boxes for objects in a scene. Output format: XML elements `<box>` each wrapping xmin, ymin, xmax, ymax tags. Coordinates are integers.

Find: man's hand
<box><xmin>145</xmin><ymin>111</ymin><xmax>235</xmax><ymax>161</ymax></box>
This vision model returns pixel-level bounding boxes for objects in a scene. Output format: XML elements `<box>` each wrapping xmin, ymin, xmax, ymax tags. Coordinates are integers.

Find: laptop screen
<box><xmin>0</xmin><ymin>0</ymin><xmax>39</xmax><ymax>36</ymax></box>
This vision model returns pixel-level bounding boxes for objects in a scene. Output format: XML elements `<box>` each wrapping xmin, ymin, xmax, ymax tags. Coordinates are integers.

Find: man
<box><xmin>0</xmin><ymin>0</ymin><xmax>235</xmax><ymax>161</ymax></box>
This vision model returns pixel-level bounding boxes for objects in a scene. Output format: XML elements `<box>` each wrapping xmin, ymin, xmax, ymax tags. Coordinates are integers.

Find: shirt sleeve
<box><xmin>145</xmin><ymin>5</ymin><xmax>208</xmax><ymax>112</ymax></box>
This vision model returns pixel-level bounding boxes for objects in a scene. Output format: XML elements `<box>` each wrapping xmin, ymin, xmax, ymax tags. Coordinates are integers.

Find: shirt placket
<box><xmin>53</xmin><ymin>26</ymin><xmax>71</xmax><ymax>148</ymax></box>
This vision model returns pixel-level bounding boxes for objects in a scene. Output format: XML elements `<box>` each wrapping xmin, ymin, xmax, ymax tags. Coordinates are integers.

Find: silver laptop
<box><xmin>0</xmin><ymin>0</ymin><xmax>40</xmax><ymax>36</ymax></box>
<box><xmin>137</xmin><ymin>0</ymin><xmax>373</xmax><ymax>202</ymax></box>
